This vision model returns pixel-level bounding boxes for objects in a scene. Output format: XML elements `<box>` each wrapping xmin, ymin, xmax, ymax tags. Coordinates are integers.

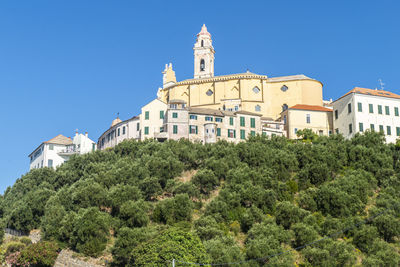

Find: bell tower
<box><xmin>194</xmin><ymin>24</ymin><xmax>215</xmax><ymax>79</ymax></box>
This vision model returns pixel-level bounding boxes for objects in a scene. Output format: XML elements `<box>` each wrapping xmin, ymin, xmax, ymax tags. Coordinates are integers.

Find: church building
<box><xmin>158</xmin><ymin>24</ymin><xmax>326</xmax><ymax>121</ymax></box>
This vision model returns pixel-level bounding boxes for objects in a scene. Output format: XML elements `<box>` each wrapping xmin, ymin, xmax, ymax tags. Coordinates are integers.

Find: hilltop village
<box><xmin>29</xmin><ymin>25</ymin><xmax>400</xmax><ymax>169</ymax></box>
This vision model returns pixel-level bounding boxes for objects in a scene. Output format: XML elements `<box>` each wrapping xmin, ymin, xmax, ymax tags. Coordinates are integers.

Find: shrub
<box><xmin>16</xmin><ymin>241</ymin><xmax>59</xmax><ymax>266</ymax></box>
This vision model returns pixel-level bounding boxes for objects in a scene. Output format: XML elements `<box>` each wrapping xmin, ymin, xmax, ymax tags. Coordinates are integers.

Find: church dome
<box><xmin>111</xmin><ymin>117</ymin><xmax>122</xmax><ymax>127</ymax></box>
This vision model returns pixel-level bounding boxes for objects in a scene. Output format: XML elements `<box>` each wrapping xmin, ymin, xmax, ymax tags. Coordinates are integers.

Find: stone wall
<box><xmin>54</xmin><ymin>250</ymin><xmax>106</xmax><ymax>267</ymax></box>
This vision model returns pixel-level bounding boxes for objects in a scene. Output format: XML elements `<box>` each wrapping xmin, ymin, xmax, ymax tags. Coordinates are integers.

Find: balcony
<box><xmin>58</xmin><ymin>146</ymin><xmax>80</xmax><ymax>156</ymax></box>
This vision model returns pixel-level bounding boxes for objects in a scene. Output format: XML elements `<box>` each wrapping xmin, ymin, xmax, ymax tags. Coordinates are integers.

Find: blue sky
<box><xmin>0</xmin><ymin>0</ymin><xmax>399</xmax><ymax>193</ymax></box>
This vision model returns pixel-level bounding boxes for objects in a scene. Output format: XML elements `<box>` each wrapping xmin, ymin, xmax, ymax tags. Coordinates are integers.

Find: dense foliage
<box><xmin>0</xmin><ymin>131</ymin><xmax>399</xmax><ymax>266</ymax></box>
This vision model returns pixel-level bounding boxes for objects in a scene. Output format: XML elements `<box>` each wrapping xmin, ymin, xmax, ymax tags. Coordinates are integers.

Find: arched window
<box><xmin>200</xmin><ymin>59</ymin><xmax>205</xmax><ymax>71</ymax></box>
<box><xmin>201</xmin><ymin>40</ymin><xmax>204</xmax><ymax>47</ymax></box>
<box><xmin>282</xmin><ymin>104</ymin><xmax>288</xmax><ymax>112</ymax></box>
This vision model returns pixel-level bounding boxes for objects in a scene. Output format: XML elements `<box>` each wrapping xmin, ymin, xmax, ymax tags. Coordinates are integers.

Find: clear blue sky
<box><xmin>0</xmin><ymin>0</ymin><xmax>399</xmax><ymax>193</ymax></box>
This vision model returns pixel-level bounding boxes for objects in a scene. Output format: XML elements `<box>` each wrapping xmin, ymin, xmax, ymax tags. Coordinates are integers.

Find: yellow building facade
<box><xmin>158</xmin><ymin>25</ymin><xmax>324</xmax><ymax>120</ymax></box>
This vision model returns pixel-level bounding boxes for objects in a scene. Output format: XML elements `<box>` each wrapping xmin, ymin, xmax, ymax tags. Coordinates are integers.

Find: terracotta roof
<box><xmin>339</xmin><ymin>87</ymin><xmax>400</xmax><ymax>100</ymax></box>
<box><xmin>111</xmin><ymin>118</ymin><xmax>122</xmax><ymax>127</ymax></box>
<box><xmin>261</xmin><ymin>117</ymin><xmax>274</xmax><ymax>121</ymax></box>
<box><xmin>44</xmin><ymin>134</ymin><xmax>73</xmax><ymax>145</ymax></box>
<box><xmin>289</xmin><ymin>104</ymin><xmax>333</xmax><ymax>112</ymax></box>
<box><xmin>169</xmin><ymin>99</ymin><xmax>187</xmax><ymax>104</ymax></box>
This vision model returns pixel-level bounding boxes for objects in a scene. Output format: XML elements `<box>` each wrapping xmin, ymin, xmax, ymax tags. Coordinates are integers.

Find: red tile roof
<box><xmin>341</xmin><ymin>87</ymin><xmax>400</xmax><ymax>100</ymax></box>
<box><xmin>289</xmin><ymin>104</ymin><xmax>332</xmax><ymax>112</ymax></box>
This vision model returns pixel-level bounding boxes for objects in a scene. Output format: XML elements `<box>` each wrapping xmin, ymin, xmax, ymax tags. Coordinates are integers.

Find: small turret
<box><xmin>162</xmin><ymin>63</ymin><xmax>176</xmax><ymax>88</ymax></box>
<box><xmin>194</xmin><ymin>24</ymin><xmax>215</xmax><ymax>79</ymax></box>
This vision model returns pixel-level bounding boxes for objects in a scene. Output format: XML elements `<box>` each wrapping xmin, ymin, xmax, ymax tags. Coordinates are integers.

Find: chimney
<box><xmin>85</xmin><ymin>132</ymin><xmax>88</xmax><ymax>137</ymax></box>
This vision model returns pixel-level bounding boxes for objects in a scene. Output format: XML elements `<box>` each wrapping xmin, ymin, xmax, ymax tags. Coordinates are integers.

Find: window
<box><xmin>319</xmin><ymin>130</ymin><xmax>323</xmax><ymax>136</ymax></box>
<box><xmin>160</xmin><ymin>110</ymin><xmax>164</xmax><ymax>119</ymax></box>
<box><xmin>397</xmin><ymin>127</ymin><xmax>400</xmax><ymax>136</ymax></box>
<box><xmin>172</xmin><ymin>112</ymin><xmax>178</xmax><ymax>118</ymax></box>
<box><xmin>358</xmin><ymin>102</ymin><xmax>362</xmax><ymax>112</ymax></box>
<box><xmin>173</xmin><ymin>125</ymin><xmax>178</xmax><ymax>134</ymax></box>
<box><xmin>329</xmin><ymin>130</ymin><xmax>332</xmax><ymax>136</ymax></box>
<box><xmin>282</xmin><ymin>104</ymin><xmax>288</xmax><ymax>112</ymax></box>
<box><xmin>387</xmin><ymin>126</ymin><xmax>391</xmax><ymax>135</ymax></box>
<box><xmin>217</xmin><ymin>128</ymin><xmax>221</xmax><ymax>136</ymax></box>
<box><xmin>118</xmin><ymin>128</ymin><xmax>120</xmax><ymax>136</ymax></box>
<box><xmin>160</xmin><ymin>127</ymin><xmax>164</xmax><ymax>132</ymax></box>
<box><xmin>379</xmin><ymin>125</ymin><xmax>384</xmax><ymax>133</ymax></box>
<box><xmin>240</xmin><ymin>129</ymin><xmax>246</xmax><ymax>140</ymax></box>
<box><xmin>240</xmin><ymin>116</ymin><xmax>245</xmax><ymax>127</ymax></box>
<box><xmin>370</xmin><ymin>124</ymin><xmax>375</xmax><ymax>131</ymax></box>
<box><xmin>215</xmin><ymin>118</ymin><xmax>223</xmax><ymax>123</ymax></box>
<box><xmin>201</xmin><ymin>40</ymin><xmax>204</xmax><ymax>47</ymax></box>
<box><xmin>49</xmin><ymin>144</ymin><xmax>54</xmax><ymax>150</ymax></box>
<box><xmin>92</xmin><ymin>143</ymin><xmax>96</xmax><ymax>151</ymax></box>
<box><xmin>348</xmin><ymin>103</ymin><xmax>352</xmax><ymax>113</ymax></box>
<box><xmin>283</xmin><ymin>115</ymin><xmax>287</xmax><ymax>124</ymax></box>
<box><xmin>349</xmin><ymin>123</ymin><xmax>353</xmax><ymax>134</ymax></box>
<box><xmin>359</xmin><ymin>122</ymin><xmax>364</xmax><ymax>132</ymax></box>
<box><xmin>306</xmin><ymin>114</ymin><xmax>311</xmax><ymax>124</ymax></box>
<box><xmin>48</xmin><ymin>159</ymin><xmax>53</xmax><ymax>168</ymax></box>
<box><xmin>250</xmin><ymin>118</ymin><xmax>256</xmax><ymax>128</ymax></box>
<box><xmin>385</xmin><ymin>106</ymin><xmax>390</xmax><ymax>115</ymax></box>
<box><xmin>281</xmin><ymin>85</ymin><xmax>288</xmax><ymax>92</ymax></box>
<box><xmin>378</xmin><ymin>105</ymin><xmax>382</xmax><ymax>114</ymax></box>
<box><xmin>294</xmin><ymin>128</ymin><xmax>298</xmax><ymax>134</ymax></box>
<box><xmin>137</xmin><ymin>123</ymin><xmax>140</xmax><ymax>131</ymax></box>
<box><xmin>189</xmin><ymin>125</ymin><xmax>198</xmax><ymax>134</ymax></box>
<box><xmin>335</xmin><ymin>110</ymin><xmax>338</xmax><ymax>120</ymax></box>
<box><xmin>335</xmin><ymin>128</ymin><xmax>339</xmax><ymax>134</ymax></box>
<box><xmin>253</xmin><ymin>86</ymin><xmax>260</xmax><ymax>94</ymax></box>
<box><xmin>395</xmin><ymin>107</ymin><xmax>399</xmax><ymax>116</ymax></box>
<box><xmin>229</xmin><ymin>117</ymin><xmax>234</xmax><ymax>126</ymax></box>
<box><xmin>170</xmin><ymin>104</ymin><xmax>177</xmax><ymax>109</ymax></box>
<box><xmin>234</xmin><ymin>106</ymin><xmax>239</xmax><ymax>111</ymax></box>
<box><xmin>190</xmin><ymin>115</ymin><xmax>198</xmax><ymax>120</ymax></box>
<box><xmin>206</xmin><ymin>89</ymin><xmax>213</xmax><ymax>96</ymax></box>
<box><xmin>123</xmin><ymin>126</ymin><xmax>126</xmax><ymax>135</ymax></box>
<box><xmin>144</xmin><ymin>127</ymin><xmax>149</xmax><ymax>135</ymax></box>
<box><xmin>255</xmin><ymin>105</ymin><xmax>261</xmax><ymax>112</ymax></box>
<box><xmin>205</xmin><ymin>116</ymin><xmax>213</xmax><ymax>121</ymax></box>
<box><xmin>145</xmin><ymin>111</ymin><xmax>149</xmax><ymax>120</ymax></box>
<box><xmin>250</xmin><ymin>130</ymin><xmax>256</xmax><ymax>136</ymax></box>
<box><xmin>200</xmin><ymin>59</ymin><xmax>205</xmax><ymax>71</ymax></box>
<box><xmin>228</xmin><ymin>129</ymin><xmax>235</xmax><ymax>138</ymax></box>
<box><xmin>369</xmin><ymin>104</ymin><xmax>374</xmax><ymax>113</ymax></box>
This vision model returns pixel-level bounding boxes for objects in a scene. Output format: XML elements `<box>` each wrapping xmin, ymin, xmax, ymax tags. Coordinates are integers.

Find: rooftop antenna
<box><xmin>378</xmin><ymin>79</ymin><xmax>385</xmax><ymax>90</ymax></box>
<box><xmin>117</xmin><ymin>112</ymin><xmax>120</xmax><ymax>118</ymax></box>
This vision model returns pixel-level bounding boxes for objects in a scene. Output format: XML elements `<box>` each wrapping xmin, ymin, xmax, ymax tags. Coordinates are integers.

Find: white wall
<box><xmin>333</xmin><ymin>93</ymin><xmax>400</xmax><ymax>143</ymax></box>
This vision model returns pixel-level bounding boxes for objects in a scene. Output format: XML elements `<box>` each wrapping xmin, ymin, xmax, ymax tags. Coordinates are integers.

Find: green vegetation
<box><xmin>0</xmin><ymin>131</ymin><xmax>399</xmax><ymax>266</ymax></box>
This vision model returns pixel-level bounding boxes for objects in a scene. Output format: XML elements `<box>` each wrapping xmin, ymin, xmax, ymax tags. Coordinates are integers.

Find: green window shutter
<box><xmin>240</xmin><ymin>117</ymin><xmax>245</xmax><ymax>127</ymax></box>
<box><xmin>250</xmin><ymin>118</ymin><xmax>255</xmax><ymax>128</ymax></box>
<box><xmin>385</xmin><ymin>106</ymin><xmax>390</xmax><ymax>115</ymax></box>
<box><xmin>395</xmin><ymin>107</ymin><xmax>399</xmax><ymax>116</ymax></box>
<box><xmin>359</xmin><ymin>122</ymin><xmax>364</xmax><ymax>132</ymax></box>
<box><xmin>251</xmin><ymin>130</ymin><xmax>255</xmax><ymax>136</ymax></box>
<box><xmin>379</xmin><ymin>125</ymin><xmax>384</xmax><ymax>132</ymax></box>
<box><xmin>357</xmin><ymin>102</ymin><xmax>362</xmax><ymax>112</ymax></box>
<box><xmin>370</xmin><ymin>124</ymin><xmax>375</xmax><ymax>131</ymax></box>
<box><xmin>173</xmin><ymin>112</ymin><xmax>178</xmax><ymax>118</ymax></box>
<box><xmin>387</xmin><ymin>126</ymin><xmax>391</xmax><ymax>135</ymax></box>
<box><xmin>397</xmin><ymin>127</ymin><xmax>400</xmax><ymax>136</ymax></box>
<box><xmin>369</xmin><ymin>104</ymin><xmax>373</xmax><ymax>113</ymax></box>
<box><xmin>144</xmin><ymin>127</ymin><xmax>149</xmax><ymax>135</ymax></box>
<box><xmin>230</xmin><ymin>117</ymin><xmax>234</xmax><ymax>125</ymax></box>
<box><xmin>240</xmin><ymin>129</ymin><xmax>245</xmax><ymax>139</ymax></box>
<box><xmin>196</xmin><ymin>126</ymin><xmax>198</xmax><ymax>134</ymax></box>
<box><xmin>378</xmin><ymin>105</ymin><xmax>382</xmax><ymax>114</ymax></box>
<box><xmin>160</xmin><ymin>110</ymin><xmax>164</xmax><ymax>119</ymax></box>
<box><xmin>173</xmin><ymin>125</ymin><xmax>178</xmax><ymax>134</ymax></box>
<box><xmin>145</xmin><ymin>111</ymin><xmax>149</xmax><ymax>120</ymax></box>
<box><xmin>234</xmin><ymin>130</ymin><xmax>236</xmax><ymax>138</ymax></box>
<box><xmin>217</xmin><ymin>128</ymin><xmax>221</xmax><ymax>136</ymax></box>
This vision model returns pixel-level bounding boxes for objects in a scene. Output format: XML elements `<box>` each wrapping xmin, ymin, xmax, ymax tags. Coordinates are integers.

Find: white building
<box><xmin>333</xmin><ymin>87</ymin><xmax>400</xmax><ymax>143</ymax></box>
<box><xmin>29</xmin><ymin>132</ymin><xmax>96</xmax><ymax>170</ymax></box>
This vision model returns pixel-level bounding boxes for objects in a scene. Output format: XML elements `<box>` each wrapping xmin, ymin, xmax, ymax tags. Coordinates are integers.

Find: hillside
<box><xmin>0</xmin><ymin>131</ymin><xmax>399</xmax><ymax>266</ymax></box>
